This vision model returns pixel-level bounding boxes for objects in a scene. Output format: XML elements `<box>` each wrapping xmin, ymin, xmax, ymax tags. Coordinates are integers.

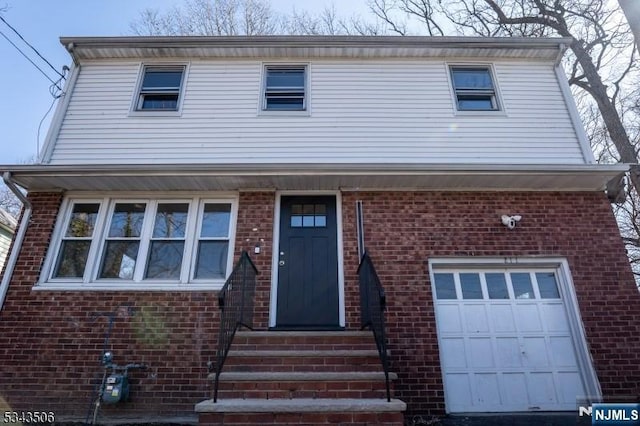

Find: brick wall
<box><xmin>0</xmin><ymin>191</ymin><xmax>274</xmax><ymax>417</ymax></box>
<box><xmin>1</xmin><ymin>190</ymin><xmax>638</xmax><ymax>418</ymax></box>
<box><xmin>341</xmin><ymin>191</ymin><xmax>640</xmax><ymax>415</ymax></box>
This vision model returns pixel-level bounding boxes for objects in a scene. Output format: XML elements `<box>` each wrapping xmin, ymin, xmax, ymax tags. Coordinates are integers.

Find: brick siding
<box><xmin>0</xmin><ymin>190</ymin><xmax>638</xmax><ymax>418</ymax></box>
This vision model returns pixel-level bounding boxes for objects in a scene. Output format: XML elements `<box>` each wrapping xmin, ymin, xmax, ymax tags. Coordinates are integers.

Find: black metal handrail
<box><xmin>357</xmin><ymin>251</ymin><xmax>391</xmax><ymax>402</ymax></box>
<box><xmin>212</xmin><ymin>250</ymin><xmax>258</xmax><ymax>403</ymax></box>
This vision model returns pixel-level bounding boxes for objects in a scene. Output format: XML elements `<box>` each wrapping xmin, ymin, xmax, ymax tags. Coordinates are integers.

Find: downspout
<box><xmin>0</xmin><ymin>172</ymin><xmax>31</xmax><ymax>313</ymax></box>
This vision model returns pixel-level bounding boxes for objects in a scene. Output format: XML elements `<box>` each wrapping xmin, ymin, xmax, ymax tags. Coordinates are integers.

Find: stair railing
<box><xmin>357</xmin><ymin>251</ymin><xmax>391</xmax><ymax>402</ymax></box>
<box><xmin>212</xmin><ymin>250</ymin><xmax>258</xmax><ymax>403</ymax></box>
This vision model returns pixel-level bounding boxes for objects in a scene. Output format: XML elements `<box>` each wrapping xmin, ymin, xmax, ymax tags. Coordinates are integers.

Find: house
<box><xmin>1</xmin><ymin>35</ymin><xmax>639</xmax><ymax>425</ymax></box>
<box><xmin>0</xmin><ymin>207</ymin><xmax>17</xmax><ymax>275</ymax></box>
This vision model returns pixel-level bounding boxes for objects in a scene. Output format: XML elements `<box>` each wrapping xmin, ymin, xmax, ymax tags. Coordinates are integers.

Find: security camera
<box><xmin>501</xmin><ymin>215</ymin><xmax>522</xmax><ymax>230</ymax></box>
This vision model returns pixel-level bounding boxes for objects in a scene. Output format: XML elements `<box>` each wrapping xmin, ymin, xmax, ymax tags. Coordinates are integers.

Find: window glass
<box><xmin>194</xmin><ymin>203</ymin><xmax>232</xmax><ymax>279</ymax></box>
<box><xmin>145</xmin><ymin>203</ymin><xmax>189</xmax><ymax>279</ymax></box>
<box><xmin>108</xmin><ymin>203</ymin><xmax>145</xmax><ymax>238</ymax></box>
<box><xmin>536</xmin><ymin>272</ymin><xmax>560</xmax><ymax>299</ymax></box>
<box><xmin>153</xmin><ymin>203</ymin><xmax>189</xmax><ymax>238</ymax></box>
<box><xmin>195</xmin><ymin>241</ymin><xmax>229</xmax><ymax>279</ymax></box>
<box><xmin>201</xmin><ymin>204</ymin><xmax>231</xmax><ymax>238</ymax></box>
<box><xmin>64</xmin><ymin>203</ymin><xmax>99</xmax><ymax>238</ymax></box>
<box><xmin>452</xmin><ymin>69</ymin><xmax>493</xmax><ymax>90</ymax></box>
<box><xmin>137</xmin><ymin>66</ymin><xmax>185</xmax><ymax>111</ymax></box>
<box><xmin>450</xmin><ymin>66</ymin><xmax>498</xmax><ymax>111</ymax></box>
<box><xmin>486</xmin><ymin>273</ymin><xmax>509</xmax><ymax>299</ymax></box>
<box><xmin>457</xmin><ymin>96</ymin><xmax>494</xmax><ymax>111</ymax></box>
<box><xmin>266</xmin><ymin>68</ymin><xmax>305</xmax><ymax>88</ymax></box>
<box><xmin>460</xmin><ymin>273</ymin><xmax>483</xmax><ymax>299</ymax></box>
<box><xmin>100</xmin><ymin>241</ymin><xmax>140</xmax><ymax>279</ymax></box>
<box><xmin>264</xmin><ymin>66</ymin><xmax>306</xmax><ymax>111</ymax></box>
<box><xmin>434</xmin><ymin>273</ymin><xmax>457</xmax><ymax>299</ymax></box>
<box><xmin>141</xmin><ymin>70</ymin><xmax>183</xmax><ymax>90</ymax></box>
<box><xmin>146</xmin><ymin>241</ymin><xmax>184</xmax><ymax>279</ymax></box>
<box><xmin>290</xmin><ymin>203</ymin><xmax>327</xmax><ymax>228</ymax></box>
<box><xmin>53</xmin><ymin>203</ymin><xmax>100</xmax><ymax>278</ymax></box>
<box><xmin>511</xmin><ymin>272</ymin><xmax>535</xmax><ymax>299</ymax></box>
<box><xmin>100</xmin><ymin>203</ymin><xmax>146</xmax><ymax>279</ymax></box>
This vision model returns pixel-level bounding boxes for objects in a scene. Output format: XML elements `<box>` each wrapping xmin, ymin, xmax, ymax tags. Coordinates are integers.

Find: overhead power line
<box><xmin>0</xmin><ymin>28</ymin><xmax>62</xmax><ymax>91</ymax></box>
<box><xmin>0</xmin><ymin>15</ymin><xmax>65</xmax><ymax>79</ymax></box>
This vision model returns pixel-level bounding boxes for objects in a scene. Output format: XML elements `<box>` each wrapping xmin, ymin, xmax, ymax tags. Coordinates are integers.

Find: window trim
<box><xmin>259</xmin><ymin>63</ymin><xmax>310</xmax><ymax>116</ymax></box>
<box><xmin>447</xmin><ymin>63</ymin><xmax>504</xmax><ymax>114</ymax></box>
<box><xmin>39</xmin><ymin>194</ymin><xmax>238</xmax><ymax>290</ymax></box>
<box><xmin>129</xmin><ymin>63</ymin><xmax>189</xmax><ymax>116</ymax></box>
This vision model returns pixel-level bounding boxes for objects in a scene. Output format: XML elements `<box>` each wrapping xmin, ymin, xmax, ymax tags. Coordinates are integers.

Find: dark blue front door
<box><xmin>275</xmin><ymin>195</ymin><xmax>339</xmax><ymax>329</ymax></box>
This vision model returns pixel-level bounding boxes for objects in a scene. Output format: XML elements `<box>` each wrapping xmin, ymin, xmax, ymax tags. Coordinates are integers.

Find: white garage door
<box><xmin>432</xmin><ymin>268</ymin><xmax>588</xmax><ymax>413</ymax></box>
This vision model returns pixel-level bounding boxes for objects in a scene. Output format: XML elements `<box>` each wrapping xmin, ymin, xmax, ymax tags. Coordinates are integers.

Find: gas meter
<box><xmin>102</xmin><ymin>373</ymin><xmax>130</xmax><ymax>404</ymax></box>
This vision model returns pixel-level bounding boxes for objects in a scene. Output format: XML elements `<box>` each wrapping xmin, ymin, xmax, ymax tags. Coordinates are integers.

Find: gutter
<box><xmin>0</xmin><ymin>172</ymin><xmax>31</xmax><ymax>313</ymax></box>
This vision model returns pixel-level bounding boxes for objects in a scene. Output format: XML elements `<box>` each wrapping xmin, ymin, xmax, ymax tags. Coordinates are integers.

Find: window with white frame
<box><xmin>449</xmin><ymin>66</ymin><xmax>499</xmax><ymax>111</ymax></box>
<box><xmin>48</xmin><ymin>197</ymin><xmax>236</xmax><ymax>287</ymax></box>
<box><xmin>135</xmin><ymin>65</ymin><xmax>186</xmax><ymax>111</ymax></box>
<box><xmin>263</xmin><ymin>65</ymin><xmax>307</xmax><ymax>111</ymax></box>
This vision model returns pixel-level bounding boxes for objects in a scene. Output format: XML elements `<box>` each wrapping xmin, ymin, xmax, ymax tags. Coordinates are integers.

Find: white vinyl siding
<box><xmin>50</xmin><ymin>60</ymin><xmax>585</xmax><ymax>165</ymax></box>
<box><xmin>0</xmin><ymin>228</ymin><xmax>13</xmax><ymax>271</ymax></box>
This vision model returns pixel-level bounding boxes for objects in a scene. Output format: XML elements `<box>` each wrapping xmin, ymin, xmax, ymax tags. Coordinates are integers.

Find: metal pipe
<box><xmin>0</xmin><ymin>172</ymin><xmax>32</xmax><ymax>312</ymax></box>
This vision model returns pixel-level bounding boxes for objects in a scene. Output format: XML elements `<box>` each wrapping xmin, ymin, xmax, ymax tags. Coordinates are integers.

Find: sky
<box><xmin>0</xmin><ymin>0</ymin><xmax>371</xmax><ymax>165</ymax></box>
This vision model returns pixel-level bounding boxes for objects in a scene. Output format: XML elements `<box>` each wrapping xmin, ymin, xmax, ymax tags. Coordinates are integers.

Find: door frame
<box><xmin>428</xmin><ymin>256</ymin><xmax>602</xmax><ymax>413</ymax></box>
<box><xmin>269</xmin><ymin>190</ymin><xmax>345</xmax><ymax>328</ymax></box>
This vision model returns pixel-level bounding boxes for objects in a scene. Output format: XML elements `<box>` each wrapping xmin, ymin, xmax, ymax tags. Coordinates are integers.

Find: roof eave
<box><xmin>59</xmin><ymin>35</ymin><xmax>572</xmax><ymax>62</ymax></box>
<box><xmin>0</xmin><ymin>163</ymin><xmax>628</xmax><ymax>193</ymax></box>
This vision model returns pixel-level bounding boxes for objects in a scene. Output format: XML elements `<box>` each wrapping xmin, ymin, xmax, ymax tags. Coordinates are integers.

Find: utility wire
<box><xmin>0</xmin><ymin>29</ymin><xmax>62</xmax><ymax>91</ymax></box>
<box><xmin>0</xmin><ymin>15</ymin><xmax>64</xmax><ymax>79</ymax></box>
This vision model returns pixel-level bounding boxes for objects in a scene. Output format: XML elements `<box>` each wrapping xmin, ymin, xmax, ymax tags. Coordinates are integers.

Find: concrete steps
<box><xmin>195</xmin><ymin>330</ymin><xmax>406</xmax><ymax>425</ymax></box>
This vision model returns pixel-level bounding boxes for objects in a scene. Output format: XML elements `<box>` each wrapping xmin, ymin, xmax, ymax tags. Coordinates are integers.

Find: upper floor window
<box><xmin>136</xmin><ymin>65</ymin><xmax>186</xmax><ymax>111</ymax></box>
<box><xmin>47</xmin><ymin>196</ymin><xmax>237</xmax><ymax>289</ymax></box>
<box><xmin>263</xmin><ymin>65</ymin><xmax>307</xmax><ymax>111</ymax></box>
<box><xmin>450</xmin><ymin>66</ymin><xmax>499</xmax><ymax>111</ymax></box>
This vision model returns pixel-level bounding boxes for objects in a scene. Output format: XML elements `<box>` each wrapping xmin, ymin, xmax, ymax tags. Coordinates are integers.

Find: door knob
<box><xmin>279</xmin><ymin>260</ymin><xmax>285</xmax><ymax>266</ymax></box>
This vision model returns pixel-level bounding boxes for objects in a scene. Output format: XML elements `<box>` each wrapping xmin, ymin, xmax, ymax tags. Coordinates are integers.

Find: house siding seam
<box><xmin>0</xmin><ymin>191</ymin><xmax>638</xmax><ymax>418</ymax></box>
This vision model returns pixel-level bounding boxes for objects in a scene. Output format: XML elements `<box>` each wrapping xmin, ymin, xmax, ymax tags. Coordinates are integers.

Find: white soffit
<box><xmin>60</xmin><ymin>36</ymin><xmax>570</xmax><ymax>62</ymax></box>
<box><xmin>1</xmin><ymin>163</ymin><xmax>627</xmax><ymax>193</ymax></box>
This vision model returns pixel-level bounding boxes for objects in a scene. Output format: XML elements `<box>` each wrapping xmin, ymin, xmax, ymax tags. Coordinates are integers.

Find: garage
<box><xmin>430</xmin><ymin>260</ymin><xmax>600</xmax><ymax>413</ymax></box>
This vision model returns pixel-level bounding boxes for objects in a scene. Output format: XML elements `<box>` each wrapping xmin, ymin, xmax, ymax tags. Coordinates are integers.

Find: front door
<box><xmin>275</xmin><ymin>195</ymin><xmax>340</xmax><ymax>329</ymax></box>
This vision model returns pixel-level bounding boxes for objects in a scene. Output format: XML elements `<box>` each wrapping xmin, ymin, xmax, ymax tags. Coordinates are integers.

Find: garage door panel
<box><xmin>469</xmin><ymin>338</ymin><xmax>495</xmax><ymax>368</ymax></box>
<box><xmin>438</xmin><ymin>304</ymin><xmax>463</xmax><ymax>333</ymax></box>
<box><xmin>541</xmin><ymin>303</ymin><xmax>570</xmax><ymax>332</ymax></box>
<box><xmin>462</xmin><ymin>304</ymin><xmax>489</xmax><ymax>333</ymax></box>
<box><xmin>514</xmin><ymin>304</ymin><xmax>543</xmax><ymax>332</ymax></box>
<box><xmin>474</xmin><ymin>373</ymin><xmax>502</xmax><ymax>406</ymax></box>
<box><xmin>441</xmin><ymin>338</ymin><xmax>467</xmax><ymax>369</ymax></box>
<box><xmin>445</xmin><ymin>374</ymin><xmax>473</xmax><ymax>411</ymax></box>
<box><xmin>549</xmin><ymin>336</ymin><xmax>579</xmax><ymax>367</ymax></box>
<box><xmin>521</xmin><ymin>337</ymin><xmax>550</xmax><ymax>368</ymax></box>
<box><xmin>496</xmin><ymin>337</ymin><xmax>523</xmax><ymax>368</ymax></box>
<box><xmin>502</xmin><ymin>373</ymin><xmax>530</xmax><ymax>406</ymax></box>
<box><xmin>527</xmin><ymin>372</ymin><xmax>557</xmax><ymax>405</ymax></box>
<box><xmin>489</xmin><ymin>304</ymin><xmax>516</xmax><ymax>333</ymax></box>
<box><xmin>557</xmin><ymin>372</ymin><xmax>584</xmax><ymax>404</ymax></box>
